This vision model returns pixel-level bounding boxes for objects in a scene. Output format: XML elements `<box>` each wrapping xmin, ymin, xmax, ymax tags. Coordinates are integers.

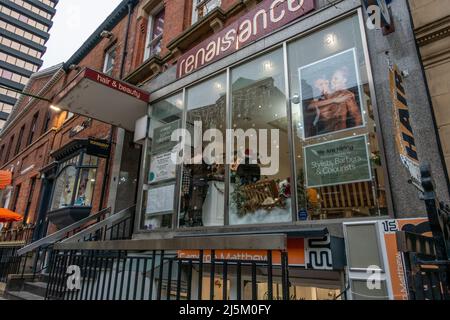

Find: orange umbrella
<box><xmin>0</xmin><ymin>208</ymin><xmax>23</xmax><ymax>223</ymax></box>
<box><xmin>0</xmin><ymin>171</ymin><xmax>12</xmax><ymax>190</ymax></box>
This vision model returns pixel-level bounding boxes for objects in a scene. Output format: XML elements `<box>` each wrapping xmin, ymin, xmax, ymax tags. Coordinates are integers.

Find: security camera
<box><xmin>69</xmin><ymin>64</ymin><xmax>80</xmax><ymax>71</ymax></box>
<box><xmin>100</xmin><ymin>30</ymin><xmax>114</xmax><ymax>39</ymax></box>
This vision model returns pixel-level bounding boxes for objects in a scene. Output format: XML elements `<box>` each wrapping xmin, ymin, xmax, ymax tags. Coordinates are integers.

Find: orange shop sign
<box><xmin>178</xmin><ymin>238</ymin><xmax>306</xmax><ymax>266</ymax></box>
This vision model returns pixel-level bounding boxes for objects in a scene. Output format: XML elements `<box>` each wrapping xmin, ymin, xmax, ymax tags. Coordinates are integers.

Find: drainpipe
<box><xmin>99</xmin><ymin>0</ymin><xmax>135</xmax><ymax>211</ymax></box>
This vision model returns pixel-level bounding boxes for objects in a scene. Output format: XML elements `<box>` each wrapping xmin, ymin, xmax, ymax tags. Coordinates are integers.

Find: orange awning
<box><xmin>0</xmin><ymin>170</ymin><xmax>12</xmax><ymax>190</ymax></box>
<box><xmin>0</xmin><ymin>208</ymin><xmax>23</xmax><ymax>223</ymax></box>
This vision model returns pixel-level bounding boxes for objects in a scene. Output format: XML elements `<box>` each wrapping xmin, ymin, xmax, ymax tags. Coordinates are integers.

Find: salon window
<box><xmin>287</xmin><ymin>15</ymin><xmax>388</xmax><ymax>221</ymax></box>
<box><xmin>141</xmin><ymin>92</ymin><xmax>183</xmax><ymax>230</ymax></box>
<box><xmin>50</xmin><ymin>153</ymin><xmax>99</xmax><ymax>211</ymax></box>
<box><xmin>179</xmin><ymin>73</ymin><xmax>226</xmax><ymax>228</ymax></box>
<box><xmin>229</xmin><ymin>49</ymin><xmax>293</xmax><ymax>226</ymax></box>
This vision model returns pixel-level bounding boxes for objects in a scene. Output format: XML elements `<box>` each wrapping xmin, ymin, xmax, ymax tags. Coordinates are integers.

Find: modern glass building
<box><xmin>0</xmin><ymin>0</ymin><xmax>58</xmax><ymax>128</ymax></box>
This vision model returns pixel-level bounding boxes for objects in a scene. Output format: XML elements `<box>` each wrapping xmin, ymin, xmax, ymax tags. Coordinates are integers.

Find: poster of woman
<box><xmin>298</xmin><ymin>48</ymin><xmax>365</xmax><ymax>139</ymax></box>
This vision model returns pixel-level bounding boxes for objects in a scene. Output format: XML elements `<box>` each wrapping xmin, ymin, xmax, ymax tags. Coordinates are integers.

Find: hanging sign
<box><xmin>389</xmin><ymin>64</ymin><xmax>422</xmax><ymax>190</ymax></box>
<box><xmin>177</xmin><ymin>0</ymin><xmax>315</xmax><ymax>78</ymax></box>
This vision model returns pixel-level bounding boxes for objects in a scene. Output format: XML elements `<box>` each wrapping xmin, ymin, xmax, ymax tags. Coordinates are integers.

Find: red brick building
<box><xmin>0</xmin><ymin>0</ymin><xmax>143</xmax><ymax>239</ymax></box>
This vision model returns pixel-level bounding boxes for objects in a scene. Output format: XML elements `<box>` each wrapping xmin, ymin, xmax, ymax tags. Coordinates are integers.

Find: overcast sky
<box><xmin>42</xmin><ymin>0</ymin><xmax>123</xmax><ymax>69</ymax></box>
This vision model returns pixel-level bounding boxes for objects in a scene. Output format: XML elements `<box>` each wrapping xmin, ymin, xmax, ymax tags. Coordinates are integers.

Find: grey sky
<box><xmin>42</xmin><ymin>0</ymin><xmax>123</xmax><ymax>69</ymax></box>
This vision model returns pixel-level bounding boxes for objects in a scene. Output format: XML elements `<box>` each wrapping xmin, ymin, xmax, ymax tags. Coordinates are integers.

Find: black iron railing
<box><xmin>0</xmin><ymin>225</ymin><xmax>35</xmax><ymax>244</ymax></box>
<box><xmin>0</xmin><ymin>206</ymin><xmax>135</xmax><ymax>286</ymax></box>
<box><xmin>0</xmin><ymin>244</ymin><xmax>31</xmax><ymax>282</ymax></box>
<box><xmin>397</xmin><ymin>164</ymin><xmax>450</xmax><ymax>300</ymax></box>
<box><xmin>45</xmin><ymin>247</ymin><xmax>290</xmax><ymax>301</ymax></box>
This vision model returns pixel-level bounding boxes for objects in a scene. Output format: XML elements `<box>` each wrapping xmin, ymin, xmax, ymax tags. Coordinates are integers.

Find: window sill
<box><xmin>134</xmin><ymin>214</ymin><xmax>391</xmax><ymax>239</ymax></box>
<box><xmin>124</xmin><ymin>54</ymin><xmax>164</xmax><ymax>86</ymax></box>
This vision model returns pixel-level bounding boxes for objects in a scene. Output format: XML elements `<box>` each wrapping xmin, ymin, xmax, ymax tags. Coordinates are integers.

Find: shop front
<box><xmin>46</xmin><ymin>139</ymin><xmax>110</xmax><ymax>229</ymax></box>
<box><xmin>175</xmin><ymin>233</ymin><xmax>347</xmax><ymax>300</ymax></box>
<box><xmin>138</xmin><ymin>10</ymin><xmax>389</xmax><ymax>232</ymax></box>
<box><xmin>132</xmin><ymin>2</ymin><xmax>402</xmax><ymax>299</ymax></box>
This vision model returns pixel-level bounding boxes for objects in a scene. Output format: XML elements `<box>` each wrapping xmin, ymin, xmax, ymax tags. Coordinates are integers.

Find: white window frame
<box><xmin>103</xmin><ymin>45</ymin><xmax>116</xmax><ymax>75</ymax></box>
<box><xmin>191</xmin><ymin>0</ymin><xmax>221</xmax><ymax>25</ymax></box>
<box><xmin>144</xmin><ymin>4</ymin><xmax>165</xmax><ymax>61</ymax></box>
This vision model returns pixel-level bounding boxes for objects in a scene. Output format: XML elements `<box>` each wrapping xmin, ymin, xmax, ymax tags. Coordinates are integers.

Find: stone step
<box><xmin>23</xmin><ymin>281</ymin><xmax>47</xmax><ymax>297</ymax></box>
<box><xmin>5</xmin><ymin>291</ymin><xmax>44</xmax><ymax>301</ymax></box>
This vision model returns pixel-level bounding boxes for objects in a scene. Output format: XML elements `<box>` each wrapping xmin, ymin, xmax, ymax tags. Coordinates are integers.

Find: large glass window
<box><xmin>142</xmin><ymin>93</ymin><xmax>183</xmax><ymax>230</ymax></box>
<box><xmin>179</xmin><ymin>73</ymin><xmax>227</xmax><ymax>228</ymax></box>
<box><xmin>50</xmin><ymin>154</ymin><xmax>99</xmax><ymax>211</ymax></box>
<box><xmin>140</xmin><ymin>14</ymin><xmax>388</xmax><ymax>231</ymax></box>
<box><xmin>229</xmin><ymin>49</ymin><xmax>293</xmax><ymax>225</ymax></box>
<box><xmin>287</xmin><ymin>16</ymin><xmax>387</xmax><ymax>220</ymax></box>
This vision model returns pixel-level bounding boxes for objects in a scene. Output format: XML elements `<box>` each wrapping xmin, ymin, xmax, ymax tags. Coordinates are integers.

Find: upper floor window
<box><xmin>42</xmin><ymin>111</ymin><xmax>51</xmax><ymax>134</ymax></box>
<box><xmin>15</xmin><ymin>125</ymin><xmax>25</xmax><ymax>156</ymax></box>
<box><xmin>191</xmin><ymin>0</ymin><xmax>221</xmax><ymax>25</ymax></box>
<box><xmin>103</xmin><ymin>46</ymin><xmax>116</xmax><ymax>76</ymax></box>
<box><xmin>27</xmin><ymin>112</ymin><xmax>39</xmax><ymax>146</ymax></box>
<box><xmin>144</xmin><ymin>7</ymin><xmax>165</xmax><ymax>60</ymax></box>
<box><xmin>5</xmin><ymin>135</ymin><xmax>14</xmax><ymax>163</ymax></box>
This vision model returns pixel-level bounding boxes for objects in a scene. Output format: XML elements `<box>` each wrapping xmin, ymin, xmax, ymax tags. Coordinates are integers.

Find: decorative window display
<box><xmin>229</xmin><ymin>49</ymin><xmax>293</xmax><ymax>225</ymax></box>
<box><xmin>51</xmin><ymin>154</ymin><xmax>99</xmax><ymax>211</ymax></box>
<box><xmin>179</xmin><ymin>73</ymin><xmax>226</xmax><ymax>228</ymax></box>
<box><xmin>288</xmin><ymin>15</ymin><xmax>388</xmax><ymax>220</ymax></box>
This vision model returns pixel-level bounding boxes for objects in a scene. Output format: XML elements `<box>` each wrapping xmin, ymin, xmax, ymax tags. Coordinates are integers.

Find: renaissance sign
<box><xmin>177</xmin><ymin>0</ymin><xmax>315</xmax><ymax>78</ymax></box>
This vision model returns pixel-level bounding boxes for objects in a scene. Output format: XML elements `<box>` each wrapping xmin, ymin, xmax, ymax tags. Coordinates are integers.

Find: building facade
<box><xmin>409</xmin><ymin>0</ymin><xmax>450</xmax><ymax>178</ymax></box>
<box><xmin>0</xmin><ymin>0</ymin><xmax>449</xmax><ymax>300</ymax></box>
<box><xmin>0</xmin><ymin>0</ymin><xmax>140</xmax><ymax>240</ymax></box>
<box><xmin>0</xmin><ymin>0</ymin><xmax>58</xmax><ymax>129</ymax></box>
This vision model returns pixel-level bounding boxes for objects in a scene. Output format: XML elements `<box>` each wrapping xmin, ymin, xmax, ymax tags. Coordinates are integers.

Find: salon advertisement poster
<box><xmin>149</xmin><ymin>152</ymin><xmax>177</xmax><ymax>184</ymax></box>
<box><xmin>304</xmin><ymin>135</ymin><xmax>372</xmax><ymax>188</ymax></box>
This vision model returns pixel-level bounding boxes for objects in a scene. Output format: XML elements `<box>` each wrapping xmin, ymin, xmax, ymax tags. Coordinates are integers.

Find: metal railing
<box><xmin>0</xmin><ymin>225</ymin><xmax>35</xmax><ymax>244</ymax></box>
<box><xmin>45</xmin><ymin>234</ymin><xmax>290</xmax><ymax>301</ymax></box>
<box><xmin>17</xmin><ymin>207</ymin><xmax>112</xmax><ymax>257</ymax></box>
<box><xmin>397</xmin><ymin>164</ymin><xmax>450</xmax><ymax>300</ymax></box>
<box><xmin>0</xmin><ymin>206</ymin><xmax>136</xmax><ymax>286</ymax></box>
<box><xmin>0</xmin><ymin>243</ymin><xmax>28</xmax><ymax>283</ymax></box>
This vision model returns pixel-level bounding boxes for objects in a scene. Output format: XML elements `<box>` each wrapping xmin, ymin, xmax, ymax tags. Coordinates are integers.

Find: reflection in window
<box><xmin>144</xmin><ymin>8</ymin><xmax>165</xmax><ymax>60</ymax></box>
<box><xmin>51</xmin><ymin>165</ymin><xmax>77</xmax><ymax>210</ymax></box>
<box><xmin>142</xmin><ymin>93</ymin><xmax>183</xmax><ymax>230</ymax></box>
<box><xmin>50</xmin><ymin>154</ymin><xmax>99</xmax><ymax>211</ymax></box>
<box><xmin>179</xmin><ymin>73</ymin><xmax>226</xmax><ymax>228</ymax></box>
<box><xmin>287</xmin><ymin>16</ymin><xmax>387</xmax><ymax>221</ymax></box>
<box><xmin>229</xmin><ymin>49</ymin><xmax>293</xmax><ymax>225</ymax></box>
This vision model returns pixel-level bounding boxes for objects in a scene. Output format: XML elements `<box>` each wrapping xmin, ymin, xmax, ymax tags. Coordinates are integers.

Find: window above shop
<box><xmin>144</xmin><ymin>6</ymin><xmax>165</xmax><ymax>60</ymax></box>
<box><xmin>191</xmin><ymin>0</ymin><xmax>221</xmax><ymax>25</ymax></box>
<box><xmin>103</xmin><ymin>46</ymin><xmax>116</xmax><ymax>76</ymax></box>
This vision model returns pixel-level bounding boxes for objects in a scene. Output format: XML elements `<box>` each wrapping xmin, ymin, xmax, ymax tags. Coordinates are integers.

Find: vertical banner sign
<box><xmin>389</xmin><ymin>65</ymin><xmax>422</xmax><ymax>190</ymax></box>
